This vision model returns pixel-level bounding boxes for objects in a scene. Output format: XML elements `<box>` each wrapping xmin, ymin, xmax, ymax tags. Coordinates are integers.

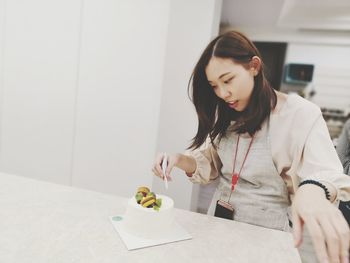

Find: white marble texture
<box><xmin>0</xmin><ymin>172</ymin><xmax>301</xmax><ymax>262</ymax></box>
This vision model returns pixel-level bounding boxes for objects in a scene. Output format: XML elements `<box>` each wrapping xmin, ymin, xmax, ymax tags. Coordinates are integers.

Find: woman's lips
<box><xmin>227</xmin><ymin>101</ymin><xmax>238</xmax><ymax>109</ymax></box>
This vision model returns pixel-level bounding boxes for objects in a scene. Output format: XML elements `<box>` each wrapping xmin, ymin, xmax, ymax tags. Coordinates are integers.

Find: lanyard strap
<box><xmin>232</xmin><ymin>135</ymin><xmax>254</xmax><ymax>179</ymax></box>
<box><xmin>227</xmin><ymin>134</ymin><xmax>254</xmax><ymax>202</ymax></box>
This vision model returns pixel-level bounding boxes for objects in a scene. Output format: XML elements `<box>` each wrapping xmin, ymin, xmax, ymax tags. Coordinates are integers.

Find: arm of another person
<box><xmin>336</xmin><ymin>119</ymin><xmax>350</xmax><ymax>175</ymax></box>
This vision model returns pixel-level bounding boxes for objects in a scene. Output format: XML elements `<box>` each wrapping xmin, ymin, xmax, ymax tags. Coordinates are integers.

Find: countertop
<box><xmin>0</xmin><ymin>172</ymin><xmax>301</xmax><ymax>262</ymax></box>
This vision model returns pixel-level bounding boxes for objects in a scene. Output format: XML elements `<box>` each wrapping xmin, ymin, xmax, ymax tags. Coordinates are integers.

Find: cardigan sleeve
<box><xmin>185</xmin><ymin>141</ymin><xmax>223</xmax><ymax>184</ymax></box>
<box><xmin>296</xmin><ymin>114</ymin><xmax>350</xmax><ymax>201</ymax></box>
<box><xmin>270</xmin><ymin>94</ymin><xmax>350</xmax><ymax>202</ymax></box>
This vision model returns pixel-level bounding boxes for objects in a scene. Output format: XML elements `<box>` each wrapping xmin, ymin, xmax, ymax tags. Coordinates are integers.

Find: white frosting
<box><xmin>123</xmin><ymin>194</ymin><xmax>175</xmax><ymax>238</ymax></box>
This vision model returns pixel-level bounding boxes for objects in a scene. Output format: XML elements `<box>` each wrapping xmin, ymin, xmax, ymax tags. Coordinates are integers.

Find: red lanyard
<box><xmin>231</xmin><ymin>134</ymin><xmax>254</xmax><ymax>191</ymax></box>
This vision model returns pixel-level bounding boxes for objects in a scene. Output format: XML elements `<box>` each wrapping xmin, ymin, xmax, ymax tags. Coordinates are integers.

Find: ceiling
<box><xmin>221</xmin><ymin>0</ymin><xmax>350</xmax><ymax>31</ymax></box>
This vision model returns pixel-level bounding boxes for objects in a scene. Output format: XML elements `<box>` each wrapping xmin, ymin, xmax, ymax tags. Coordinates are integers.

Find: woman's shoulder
<box><xmin>269</xmin><ymin>93</ymin><xmax>324</xmax><ymax>147</ymax></box>
<box><xmin>275</xmin><ymin>92</ymin><xmax>321</xmax><ymax>118</ymax></box>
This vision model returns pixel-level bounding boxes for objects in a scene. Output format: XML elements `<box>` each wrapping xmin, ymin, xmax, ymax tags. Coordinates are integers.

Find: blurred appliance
<box><xmin>284</xmin><ymin>63</ymin><xmax>314</xmax><ymax>85</ymax></box>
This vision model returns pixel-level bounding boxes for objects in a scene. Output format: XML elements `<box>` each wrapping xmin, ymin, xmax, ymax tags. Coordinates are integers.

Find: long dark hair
<box><xmin>188</xmin><ymin>30</ymin><xmax>277</xmax><ymax>150</ymax></box>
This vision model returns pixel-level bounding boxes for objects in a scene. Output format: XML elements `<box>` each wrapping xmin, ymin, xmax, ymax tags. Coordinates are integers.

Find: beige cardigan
<box><xmin>187</xmin><ymin>93</ymin><xmax>350</xmax><ymax>202</ymax></box>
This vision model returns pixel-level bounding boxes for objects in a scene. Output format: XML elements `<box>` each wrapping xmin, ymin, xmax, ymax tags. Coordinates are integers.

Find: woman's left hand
<box><xmin>292</xmin><ymin>184</ymin><xmax>350</xmax><ymax>263</ymax></box>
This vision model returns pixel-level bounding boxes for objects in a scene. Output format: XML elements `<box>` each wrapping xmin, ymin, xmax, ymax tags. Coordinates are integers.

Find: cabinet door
<box><xmin>71</xmin><ymin>0</ymin><xmax>170</xmax><ymax>197</ymax></box>
<box><xmin>254</xmin><ymin>42</ymin><xmax>287</xmax><ymax>91</ymax></box>
<box><xmin>0</xmin><ymin>0</ymin><xmax>81</xmax><ymax>185</ymax></box>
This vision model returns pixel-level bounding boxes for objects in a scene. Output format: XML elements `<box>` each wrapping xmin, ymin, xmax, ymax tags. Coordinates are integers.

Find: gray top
<box><xmin>206</xmin><ymin>119</ymin><xmax>290</xmax><ymax>231</ymax></box>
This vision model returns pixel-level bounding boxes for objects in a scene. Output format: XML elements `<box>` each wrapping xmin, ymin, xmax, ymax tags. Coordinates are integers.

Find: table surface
<box><xmin>0</xmin><ymin>172</ymin><xmax>301</xmax><ymax>263</ymax></box>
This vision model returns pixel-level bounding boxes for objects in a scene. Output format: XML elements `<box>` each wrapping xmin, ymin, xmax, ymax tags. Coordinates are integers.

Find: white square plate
<box><xmin>110</xmin><ymin>215</ymin><xmax>192</xmax><ymax>250</ymax></box>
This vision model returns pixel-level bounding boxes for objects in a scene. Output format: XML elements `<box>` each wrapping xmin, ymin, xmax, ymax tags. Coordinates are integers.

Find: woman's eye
<box><xmin>224</xmin><ymin>77</ymin><xmax>233</xmax><ymax>84</ymax></box>
<box><xmin>211</xmin><ymin>85</ymin><xmax>217</xmax><ymax>89</ymax></box>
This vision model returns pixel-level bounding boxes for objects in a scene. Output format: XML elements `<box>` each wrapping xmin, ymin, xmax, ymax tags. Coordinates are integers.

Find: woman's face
<box><xmin>205</xmin><ymin>57</ymin><xmax>258</xmax><ymax>112</ymax></box>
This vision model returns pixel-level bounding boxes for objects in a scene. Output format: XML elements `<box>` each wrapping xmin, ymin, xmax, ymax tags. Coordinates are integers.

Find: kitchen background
<box><xmin>0</xmin><ymin>0</ymin><xmax>349</xmax><ymax>212</ymax></box>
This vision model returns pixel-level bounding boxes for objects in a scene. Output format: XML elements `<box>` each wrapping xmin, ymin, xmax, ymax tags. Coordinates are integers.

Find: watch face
<box><xmin>214</xmin><ymin>200</ymin><xmax>234</xmax><ymax>220</ymax></box>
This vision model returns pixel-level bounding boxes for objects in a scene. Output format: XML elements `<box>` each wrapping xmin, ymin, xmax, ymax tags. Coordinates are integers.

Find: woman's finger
<box><xmin>292</xmin><ymin>206</ymin><xmax>304</xmax><ymax>247</ymax></box>
<box><xmin>164</xmin><ymin>155</ymin><xmax>176</xmax><ymax>179</ymax></box>
<box><xmin>156</xmin><ymin>153</ymin><xmax>166</xmax><ymax>178</ymax></box>
<box><xmin>151</xmin><ymin>167</ymin><xmax>161</xmax><ymax>178</ymax></box>
<box><xmin>304</xmin><ymin>216</ymin><xmax>329</xmax><ymax>263</ymax></box>
<box><xmin>152</xmin><ymin>163</ymin><xmax>162</xmax><ymax>178</ymax></box>
<box><xmin>330</xmin><ymin>210</ymin><xmax>350</xmax><ymax>263</ymax></box>
<box><xmin>318</xmin><ymin>215</ymin><xmax>340</xmax><ymax>263</ymax></box>
<box><xmin>152</xmin><ymin>153</ymin><xmax>165</xmax><ymax>178</ymax></box>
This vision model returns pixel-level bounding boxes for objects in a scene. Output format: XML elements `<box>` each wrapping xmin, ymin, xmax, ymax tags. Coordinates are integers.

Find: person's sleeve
<box><xmin>336</xmin><ymin>119</ymin><xmax>350</xmax><ymax>175</ymax></box>
<box><xmin>185</xmin><ymin>143</ymin><xmax>223</xmax><ymax>184</ymax></box>
<box><xmin>297</xmin><ymin>115</ymin><xmax>350</xmax><ymax>201</ymax></box>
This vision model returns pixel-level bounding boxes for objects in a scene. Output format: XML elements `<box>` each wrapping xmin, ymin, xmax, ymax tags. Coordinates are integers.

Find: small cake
<box><xmin>123</xmin><ymin>186</ymin><xmax>175</xmax><ymax>238</ymax></box>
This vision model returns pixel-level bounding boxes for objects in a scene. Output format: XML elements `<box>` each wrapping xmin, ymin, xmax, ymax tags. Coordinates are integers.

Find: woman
<box><xmin>152</xmin><ymin>30</ymin><xmax>350</xmax><ymax>263</ymax></box>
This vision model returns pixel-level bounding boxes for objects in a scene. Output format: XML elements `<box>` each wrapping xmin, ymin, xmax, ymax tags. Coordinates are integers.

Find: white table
<box><xmin>0</xmin><ymin>172</ymin><xmax>301</xmax><ymax>262</ymax></box>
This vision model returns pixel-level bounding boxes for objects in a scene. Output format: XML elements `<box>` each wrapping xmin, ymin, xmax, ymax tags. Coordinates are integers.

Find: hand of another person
<box><xmin>292</xmin><ymin>184</ymin><xmax>350</xmax><ymax>263</ymax></box>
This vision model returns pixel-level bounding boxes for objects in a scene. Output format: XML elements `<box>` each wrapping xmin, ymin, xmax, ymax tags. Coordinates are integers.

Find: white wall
<box><xmin>152</xmin><ymin>0</ymin><xmax>222</xmax><ymax>210</ymax></box>
<box><xmin>0</xmin><ymin>0</ymin><xmax>4</xmax><ymax>139</ymax></box>
<box><xmin>284</xmin><ymin>43</ymin><xmax>350</xmax><ymax>109</ymax></box>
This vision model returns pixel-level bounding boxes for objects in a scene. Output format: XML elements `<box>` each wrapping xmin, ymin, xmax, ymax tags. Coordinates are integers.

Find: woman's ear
<box><xmin>249</xmin><ymin>56</ymin><xmax>261</xmax><ymax>76</ymax></box>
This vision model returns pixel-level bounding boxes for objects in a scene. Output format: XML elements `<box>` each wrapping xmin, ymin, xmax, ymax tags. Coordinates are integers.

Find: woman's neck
<box><xmin>272</xmin><ymin>91</ymin><xmax>288</xmax><ymax>114</ymax></box>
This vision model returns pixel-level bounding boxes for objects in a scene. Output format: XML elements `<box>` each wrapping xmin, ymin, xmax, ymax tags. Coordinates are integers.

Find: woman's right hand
<box><xmin>152</xmin><ymin>153</ymin><xmax>197</xmax><ymax>181</ymax></box>
<box><xmin>152</xmin><ymin>153</ymin><xmax>179</xmax><ymax>181</ymax></box>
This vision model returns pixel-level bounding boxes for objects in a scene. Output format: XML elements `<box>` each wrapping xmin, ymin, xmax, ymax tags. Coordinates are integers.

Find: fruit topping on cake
<box><xmin>137</xmin><ymin>186</ymin><xmax>150</xmax><ymax>196</ymax></box>
<box><xmin>135</xmin><ymin>187</ymin><xmax>162</xmax><ymax>211</ymax></box>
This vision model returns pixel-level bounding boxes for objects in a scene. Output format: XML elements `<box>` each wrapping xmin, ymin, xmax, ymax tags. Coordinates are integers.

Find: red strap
<box><xmin>231</xmin><ymin>134</ymin><xmax>254</xmax><ymax>190</ymax></box>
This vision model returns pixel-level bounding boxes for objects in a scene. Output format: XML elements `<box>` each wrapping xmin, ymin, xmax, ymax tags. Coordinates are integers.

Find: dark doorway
<box><xmin>253</xmin><ymin>42</ymin><xmax>287</xmax><ymax>91</ymax></box>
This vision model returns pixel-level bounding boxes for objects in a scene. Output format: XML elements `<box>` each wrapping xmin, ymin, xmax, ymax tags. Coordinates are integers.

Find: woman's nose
<box><xmin>217</xmin><ymin>86</ymin><xmax>231</xmax><ymax>99</ymax></box>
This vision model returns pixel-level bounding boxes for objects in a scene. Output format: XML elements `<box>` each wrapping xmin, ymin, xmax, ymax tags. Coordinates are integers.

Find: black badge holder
<box><xmin>214</xmin><ymin>188</ymin><xmax>234</xmax><ymax>220</ymax></box>
<box><xmin>214</xmin><ymin>199</ymin><xmax>234</xmax><ymax>220</ymax></box>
